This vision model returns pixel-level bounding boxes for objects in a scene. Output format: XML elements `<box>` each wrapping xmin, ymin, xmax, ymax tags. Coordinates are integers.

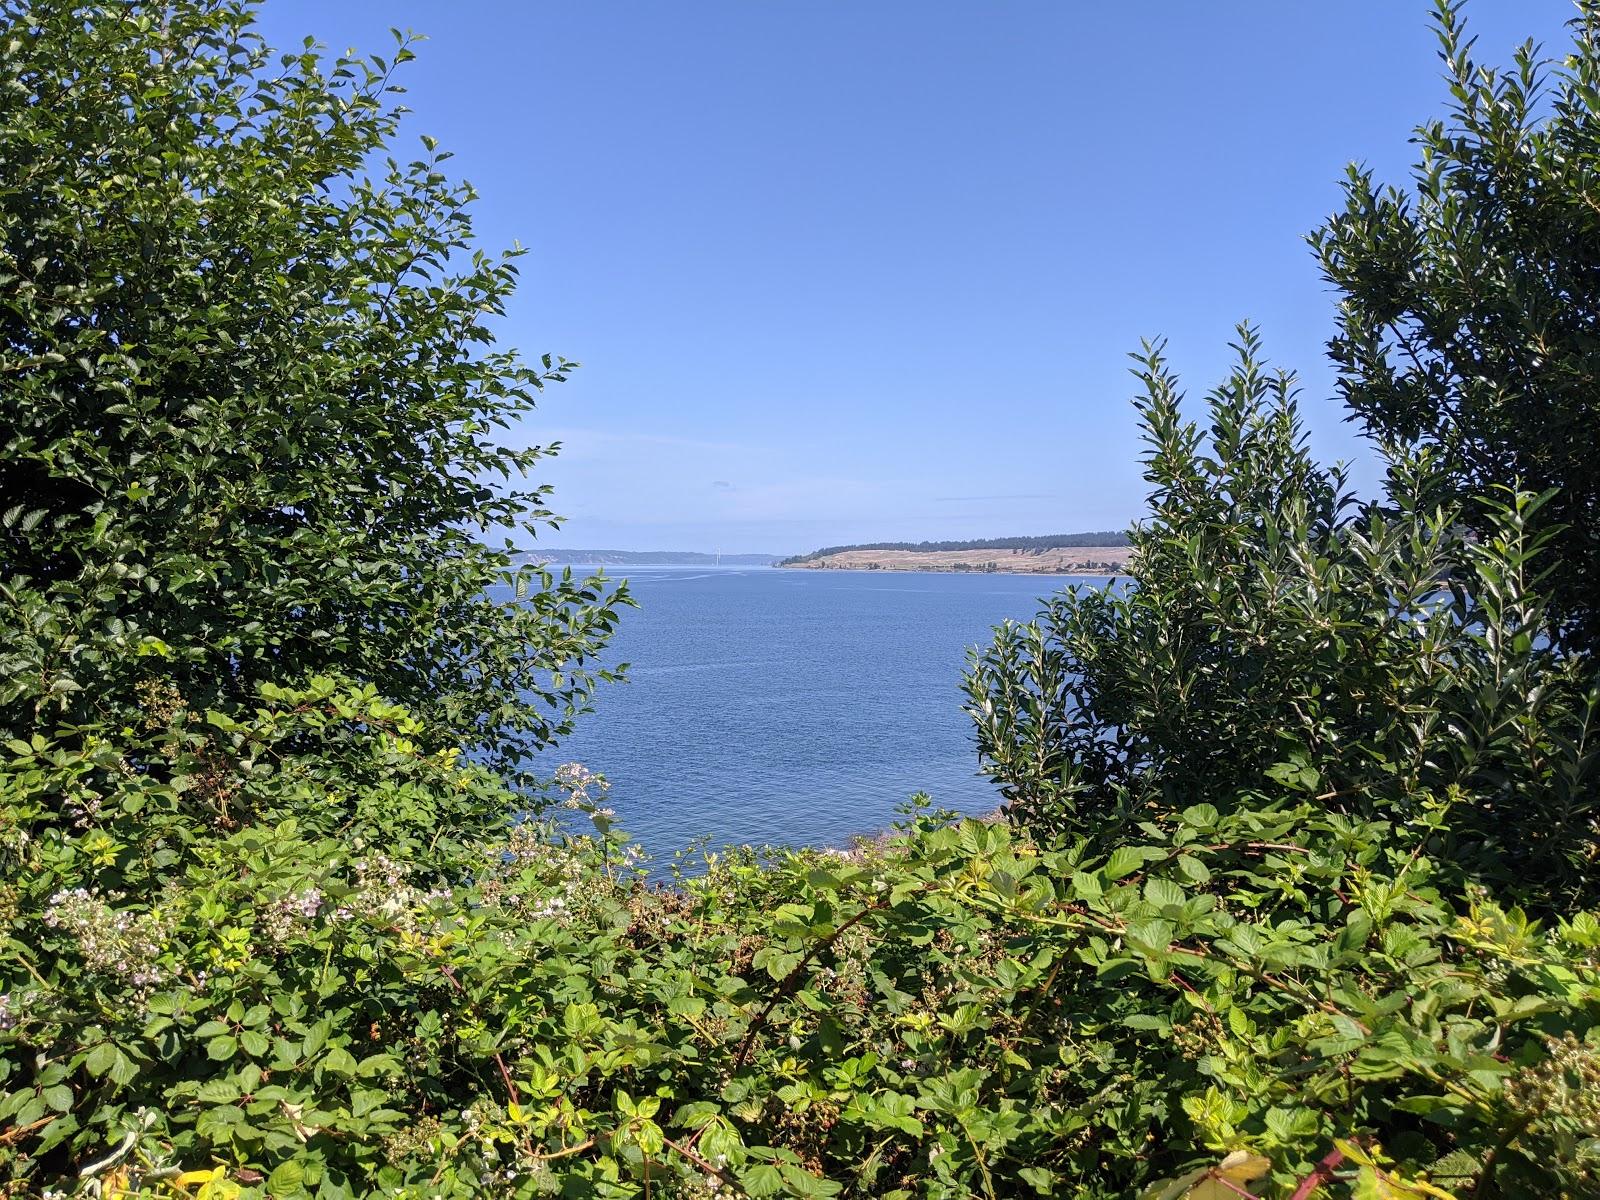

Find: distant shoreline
<box><xmin>778</xmin><ymin>545</ymin><xmax>1132</xmax><ymax>575</ymax></box>
<box><xmin>779</xmin><ymin>562</ymin><xmax>1120</xmax><ymax>576</ymax></box>
<box><xmin>531</xmin><ymin>562</ymin><xmax>1121</xmax><ymax>576</ymax></box>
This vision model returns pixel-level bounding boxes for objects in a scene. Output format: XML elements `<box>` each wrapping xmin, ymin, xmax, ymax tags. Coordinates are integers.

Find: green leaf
<box><xmin>267</xmin><ymin>1159</ymin><xmax>306</xmax><ymax>1196</ymax></box>
<box><xmin>1106</xmin><ymin>846</ymin><xmax>1156</xmax><ymax>880</ymax></box>
<box><xmin>301</xmin><ymin>1018</ymin><xmax>331</xmax><ymax>1059</ymax></box>
<box><xmin>42</xmin><ymin>1084</ymin><xmax>73</xmax><ymax>1113</ymax></box>
<box><xmin>1071</xmin><ymin>870</ymin><xmax>1104</xmax><ymax>900</ymax></box>
<box><xmin>1019</xmin><ymin>1166</ymin><xmax>1055</xmax><ymax>1193</ymax></box>
<box><xmin>740</xmin><ymin>1164</ymin><xmax>784</xmax><ymax>1197</ymax></box>
<box><xmin>107</xmin><ymin>1050</ymin><xmax>138</xmax><ymax>1088</ymax></box>
<box><xmin>1145</xmin><ymin>877</ymin><xmax>1186</xmax><ymax>909</ymax></box>
<box><xmin>1175</xmin><ymin>854</ymin><xmax>1211</xmax><ymax>884</ymax></box>
<box><xmin>84</xmin><ymin>1042</ymin><xmax>117</xmax><ymax>1078</ymax></box>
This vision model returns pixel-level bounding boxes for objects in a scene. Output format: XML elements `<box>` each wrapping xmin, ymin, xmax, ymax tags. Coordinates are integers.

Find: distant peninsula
<box><xmin>778</xmin><ymin>532</ymin><xmax>1132</xmax><ymax>575</ymax></box>
<box><xmin>517</xmin><ymin>548</ymin><xmax>782</xmax><ymax>567</ymax></box>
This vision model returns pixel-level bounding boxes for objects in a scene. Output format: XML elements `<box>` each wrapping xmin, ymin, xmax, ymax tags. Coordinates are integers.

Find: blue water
<box><xmin>534</xmin><ymin>566</ymin><xmax>1108</xmax><ymax>859</ymax></box>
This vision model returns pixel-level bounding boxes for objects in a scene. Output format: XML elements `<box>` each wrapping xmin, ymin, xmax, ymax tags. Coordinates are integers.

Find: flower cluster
<box><xmin>553</xmin><ymin>761</ymin><xmax>606</xmax><ymax>805</ymax></box>
<box><xmin>1506</xmin><ymin>1032</ymin><xmax>1600</xmax><ymax>1133</ymax></box>
<box><xmin>260</xmin><ymin>887</ymin><xmax>324</xmax><ymax>943</ymax></box>
<box><xmin>524</xmin><ymin>894</ymin><xmax>568</xmax><ymax>922</ymax></box>
<box><xmin>330</xmin><ymin>854</ymin><xmax>453</xmax><ymax>933</ymax></box>
<box><xmin>552</xmin><ymin>762</ymin><xmax>618</xmax><ymax>822</ymax></box>
<box><xmin>43</xmin><ymin>888</ymin><xmax>172</xmax><ymax>996</ymax></box>
<box><xmin>133</xmin><ymin>677</ymin><xmax>186</xmax><ymax>729</ymax></box>
<box><xmin>681</xmin><ymin>1166</ymin><xmax>738</xmax><ymax>1199</ymax></box>
<box><xmin>381</xmin><ymin>1114</ymin><xmax>444</xmax><ymax>1166</ymax></box>
<box><xmin>491</xmin><ymin>824</ymin><xmax>588</xmax><ymax>925</ymax></box>
<box><xmin>63</xmin><ymin>789</ymin><xmax>103</xmax><ymax>829</ymax></box>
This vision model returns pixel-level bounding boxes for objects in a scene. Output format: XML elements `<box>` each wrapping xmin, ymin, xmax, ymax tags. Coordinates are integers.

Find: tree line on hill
<box><xmin>779</xmin><ymin>530</ymin><xmax>1131</xmax><ymax>564</ymax></box>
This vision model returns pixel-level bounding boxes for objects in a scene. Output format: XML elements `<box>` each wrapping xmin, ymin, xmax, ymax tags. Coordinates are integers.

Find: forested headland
<box><xmin>779</xmin><ymin>532</ymin><xmax>1131</xmax><ymax>566</ymax></box>
<box><xmin>4</xmin><ymin>3</ymin><xmax>1600</xmax><ymax>1198</ymax></box>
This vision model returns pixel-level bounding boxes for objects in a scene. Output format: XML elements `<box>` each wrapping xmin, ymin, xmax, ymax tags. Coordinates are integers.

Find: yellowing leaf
<box><xmin>1139</xmin><ymin>1152</ymin><xmax>1273</xmax><ymax>1200</ymax></box>
<box><xmin>1216</xmin><ymin>1150</ymin><xmax>1271</xmax><ymax>1183</ymax></box>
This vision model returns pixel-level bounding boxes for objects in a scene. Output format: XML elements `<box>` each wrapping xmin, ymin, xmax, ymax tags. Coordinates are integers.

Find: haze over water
<box><xmin>534</xmin><ymin>566</ymin><xmax>1112</xmax><ymax>862</ymax></box>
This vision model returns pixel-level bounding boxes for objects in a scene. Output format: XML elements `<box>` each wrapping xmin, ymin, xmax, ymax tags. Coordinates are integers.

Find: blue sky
<box><xmin>258</xmin><ymin>1</ymin><xmax>1573</xmax><ymax>555</ymax></box>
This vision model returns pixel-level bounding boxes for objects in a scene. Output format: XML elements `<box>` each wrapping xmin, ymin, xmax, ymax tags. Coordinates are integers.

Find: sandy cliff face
<box><xmin>781</xmin><ymin>546</ymin><xmax>1132</xmax><ymax>574</ymax></box>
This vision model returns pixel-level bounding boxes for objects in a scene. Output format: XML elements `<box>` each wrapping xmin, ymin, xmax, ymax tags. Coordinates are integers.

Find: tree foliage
<box><xmin>966</xmin><ymin>330</ymin><xmax>1600</xmax><ymax>911</ymax></box>
<box><xmin>0</xmin><ymin>0</ymin><xmax>625</xmax><ymax>769</ymax></box>
<box><xmin>1314</xmin><ymin>0</ymin><xmax>1600</xmax><ymax>650</ymax></box>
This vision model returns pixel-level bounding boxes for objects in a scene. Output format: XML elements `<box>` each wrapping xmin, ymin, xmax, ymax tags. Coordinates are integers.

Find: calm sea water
<box><xmin>532</xmin><ymin>566</ymin><xmax>1109</xmax><ymax>860</ymax></box>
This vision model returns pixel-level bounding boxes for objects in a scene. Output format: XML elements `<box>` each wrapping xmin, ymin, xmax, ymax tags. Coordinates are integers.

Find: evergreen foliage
<box><xmin>1314</xmin><ymin>0</ymin><xmax>1600</xmax><ymax>651</ymax></box>
<box><xmin>965</xmin><ymin>330</ymin><xmax>1600</xmax><ymax>912</ymax></box>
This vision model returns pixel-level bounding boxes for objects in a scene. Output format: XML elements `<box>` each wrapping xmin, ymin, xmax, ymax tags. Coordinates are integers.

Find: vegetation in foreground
<box><xmin>4</xmin><ymin>1</ymin><xmax>1600</xmax><ymax>1197</ymax></box>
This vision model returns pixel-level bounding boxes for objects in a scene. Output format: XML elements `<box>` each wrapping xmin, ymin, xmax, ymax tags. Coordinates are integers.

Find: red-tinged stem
<box><xmin>439</xmin><ymin>964</ymin><xmax>521</xmax><ymax>1105</ymax></box>
<box><xmin>1212</xmin><ymin>1175</ymin><xmax>1262</xmax><ymax>1200</ymax></box>
<box><xmin>1290</xmin><ymin>1146</ymin><xmax>1347</xmax><ymax>1200</ymax></box>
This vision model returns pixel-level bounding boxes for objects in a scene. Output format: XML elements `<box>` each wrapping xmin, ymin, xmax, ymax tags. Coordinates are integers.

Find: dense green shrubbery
<box><xmin>4</xmin><ymin>692</ymin><xmax>1599</xmax><ymax>1197</ymax></box>
<box><xmin>6</xmin><ymin>1</ymin><xmax>1600</xmax><ymax>1197</ymax></box>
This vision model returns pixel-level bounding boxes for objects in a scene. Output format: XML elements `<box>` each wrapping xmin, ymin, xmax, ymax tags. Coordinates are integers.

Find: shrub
<box><xmin>0</xmin><ymin>0</ymin><xmax>626</xmax><ymax>770</ymax></box>
<box><xmin>6</xmin><ymin>1</ymin><xmax>1600</xmax><ymax>1197</ymax></box>
<box><xmin>1314</xmin><ymin>0</ymin><xmax>1600</xmax><ymax>651</ymax></box>
<box><xmin>6</xmin><ymin>709</ymin><xmax>1600</xmax><ymax>1197</ymax></box>
<box><xmin>959</xmin><ymin>9</ymin><xmax>1600</xmax><ymax>1186</ymax></box>
<box><xmin>966</xmin><ymin>330</ymin><xmax>1600</xmax><ymax>911</ymax></box>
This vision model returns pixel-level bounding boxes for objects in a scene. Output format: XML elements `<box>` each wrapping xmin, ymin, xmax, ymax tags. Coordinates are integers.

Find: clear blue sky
<box><xmin>257</xmin><ymin>1</ymin><xmax>1573</xmax><ymax>555</ymax></box>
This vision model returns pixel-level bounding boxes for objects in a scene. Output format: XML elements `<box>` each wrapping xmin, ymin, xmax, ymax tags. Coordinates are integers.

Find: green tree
<box><xmin>966</xmin><ymin>331</ymin><xmax>1600</xmax><ymax>908</ymax></box>
<box><xmin>969</xmin><ymin>2</ymin><xmax>1600</xmax><ymax>909</ymax></box>
<box><xmin>0</xmin><ymin>0</ymin><xmax>625</xmax><ymax>771</ymax></box>
<box><xmin>1314</xmin><ymin>0</ymin><xmax>1600</xmax><ymax>649</ymax></box>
